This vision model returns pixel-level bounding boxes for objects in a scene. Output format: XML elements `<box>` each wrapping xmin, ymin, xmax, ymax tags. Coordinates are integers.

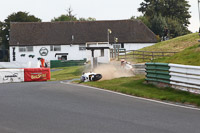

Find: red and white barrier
<box><xmin>24</xmin><ymin>68</ymin><xmax>51</xmax><ymax>82</ymax></box>
<box><xmin>0</xmin><ymin>68</ymin><xmax>50</xmax><ymax>83</ymax></box>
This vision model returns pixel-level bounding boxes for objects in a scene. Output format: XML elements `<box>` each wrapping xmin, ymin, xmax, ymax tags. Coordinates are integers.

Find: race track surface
<box><xmin>0</xmin><ymin>81</ymin><xmax>200</xmax><ymax>133</ymax></box>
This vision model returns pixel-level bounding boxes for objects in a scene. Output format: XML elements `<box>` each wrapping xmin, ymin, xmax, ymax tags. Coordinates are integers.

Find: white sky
<box><xmin>0</xmin><ymin>0</ymin><xmax>198</xmax><ymax>32</ymax></box>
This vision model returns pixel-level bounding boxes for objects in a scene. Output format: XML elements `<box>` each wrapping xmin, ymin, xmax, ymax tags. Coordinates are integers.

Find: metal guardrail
<box><xmin>169</xmin><ymin>64</ymin><xmax>200</xmax><ymax>92</ymax></box>
<box><xmin>145</xmin><ymin>63</ymin><xmax>170</xmax><ymax>84</ymax></box>
<box><xmin>145</xmin><ymin>63</ymin><xmax>200</xmax><ymax>94</ymax></box>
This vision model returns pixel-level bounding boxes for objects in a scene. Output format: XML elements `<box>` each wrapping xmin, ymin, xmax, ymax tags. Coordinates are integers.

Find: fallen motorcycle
<box><xmin>81</xmin><ymin>72</ymin><xmax>102</xmax><ymax>82</ymax></box>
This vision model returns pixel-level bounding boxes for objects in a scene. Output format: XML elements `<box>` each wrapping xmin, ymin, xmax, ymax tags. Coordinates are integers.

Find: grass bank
<box><xmin>126</xmin><ymin>33</ymin><xmax>199</xmax><ymax>64</ymax></box>
<box><xmin>153</xmin><ymin>43</ymin><xmax>200</xmax><ymax>66</ymax></box>
<box><xmin>82</xmin><ymin>76</ymin><xmax>200</xmax><ymax>107</ymax></box>
<box><xmin>51</xmin><ymin>66</ymin><xmax>84</xmax><ymax>81</ymax></box>
<box><xmin>141</xmin><ymin>33</ymin><xmax>199</xmax><ymax>52</ymax></box>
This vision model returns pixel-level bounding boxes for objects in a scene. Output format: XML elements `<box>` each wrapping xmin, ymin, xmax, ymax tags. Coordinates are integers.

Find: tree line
<box><xmin>0</xmin><ymin>0</ymin><xmax>192</xmax><ymax>50</ymax></box>
<box><xmin>135</xmin><ymin>0</ymin><xmax>191</xmax><ymax>40</ymax></box>
<box><xmin>0</xmin><ymin>8</ymin><xmax>96</xmax><ymax>50</ymax></box>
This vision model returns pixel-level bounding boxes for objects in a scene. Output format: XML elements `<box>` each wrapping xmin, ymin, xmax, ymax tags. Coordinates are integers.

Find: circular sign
<box><xmin>39</xmin><ymin>47</ymin><xmax>48</xmax><ymax>56</ymax></box>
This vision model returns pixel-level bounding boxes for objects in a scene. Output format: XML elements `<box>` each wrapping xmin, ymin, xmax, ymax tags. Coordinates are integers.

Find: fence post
<box><xmin>143</xmin><ymin>51</ymin><xmax>145</xmax><ymax>62</ymax></box>
<box><xmin>114</xmin><ymin>48</ymin><xmax>116</xmax><ymax>59</ymax></box>
<box><xmin>111</xmin><ymin>49</ymin><xmax>114</xmax><ymax>58</ymax></box>
<box><xmin>152</xmin><ymin>52</ymin><xmax>154</xmax><ymax>60</ymax></box>
<box><xmin>117</xmin><ymin>47</ymin><xmax>120</xmax><ymax>61</ymax></box>
<box><xmin>125</xmin><ymin>49</ymin><xmax>127</xmax><ymax>60</ymax></box>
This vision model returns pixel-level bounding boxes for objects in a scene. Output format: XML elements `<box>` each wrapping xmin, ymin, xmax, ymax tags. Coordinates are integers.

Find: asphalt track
<box><xmin>0</xmin><ymin>81</ymin><xmax>200</xmax><ymax>133</ymax></box>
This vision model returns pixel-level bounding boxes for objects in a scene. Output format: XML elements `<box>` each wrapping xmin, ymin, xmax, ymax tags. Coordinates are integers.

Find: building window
<box><xmin>27</xmin><ymin>46</ymin><xmax>33</xmax><ymax>51</ymax></box>
<box><xmin>100</xmin><ymin>49</ymin><xmax>104</xmax><ymax>57</ymax></box>
<box><xmin>19</xmin><ymin>46</ymin><xmax>33</xmax><ymax>52</ymax></box>
<box><xmin>121</xmin><ymin>43</ymin><xmax>124</xmax><ymax>48</ymax></box>
<box><xmin>113</xmin><ymin>44</ymin><xmax>121</xmax><ymax>49</ymax></box>
<box><xmin>50</xmin><ymin>45</ymin><xmax>61</xmax><ymax>51</ymax></box>
<box><xmin>79</xmin><ymin>45</ymin><xmax>86</xmax><ymax>51</ymax></box>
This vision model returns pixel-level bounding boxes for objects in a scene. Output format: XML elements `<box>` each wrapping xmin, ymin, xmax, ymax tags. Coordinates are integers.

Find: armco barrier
<box><xmin>145</xmin><ymin>63</ymin><xmax>170</xmax><ymax>84</ymax></box>
<box><xmin>24</xmin><ymin>68</ymin><xmax>51</xmax><ymax>82</ymax></box>
<box><xmin>0</xmin><ymin>69</ymin><xmax>24</xmax><ymax>83</ymax></box>
<box><xmin>145</xmin><ymin>63</ymin><xmax>200</xmax><ymax>94</ymax></box>
<box><xmin>169</xmin><ymin>64</ymin><xmax>200</xmax><ymax>94</ymax></box>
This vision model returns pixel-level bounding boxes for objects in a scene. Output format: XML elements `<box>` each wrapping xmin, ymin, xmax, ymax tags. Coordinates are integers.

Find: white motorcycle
<box><xmin>81</xmin><ymin>72</ymin><xmax>102</xmax><ymax>82</ymax></box>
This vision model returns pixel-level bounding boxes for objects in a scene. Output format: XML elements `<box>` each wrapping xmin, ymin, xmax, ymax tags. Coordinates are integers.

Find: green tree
<box><xmin>0</xmin><ymin>11</ymin><xmax>41</xmax><ymax>49</ymax></box>
<box><xmin>52</xmin><ymin>14</ymin><xmax>77</xmax><ymax>21</ymax></box>
<box><xmin>138</xmin><ymin>0</ymin><xmax>191</xmax><ymax>38</ymax></box>
<box><xmin>150</xmin><ymin>14</ymin><xmax>167</xmax><ymax>37</ymax></box>
<box><xmin>79</xmin><ymin>17</ymin><xmax>96</xmax><ymax>21</ymax></box>
<box><xmin>135</xmin><ymin>16</ymin><xmax>151</xmax><ymax>29</ymax></box>
<box><xmin>51</xmin><ymin>7</ymin><xmax>77</xmax><ymax>22</ymax></box>
<box><xmin>52</xmin><ymin>7</ymin><xmax>96</xmax><ymax>22</ymax></box>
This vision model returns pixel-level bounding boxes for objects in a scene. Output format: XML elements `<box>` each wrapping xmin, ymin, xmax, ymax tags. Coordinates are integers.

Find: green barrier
<box><xmin>50</xmin><ymin>59</ymin><xmax>86</xmax><ymax>68</ymax></box>
<box><xmin>145</xmin><ymin>62</ymin><xmax>170</xmax><ymax>84</ymax></box>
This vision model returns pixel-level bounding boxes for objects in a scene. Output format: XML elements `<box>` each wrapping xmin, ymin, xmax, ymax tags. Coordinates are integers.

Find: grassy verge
<box><xmin>124</xmin><ymin>33</ymin><xmax>199</xmax><ymax>64</ymax></box>
<box><xmin>153</xmin><ymin>44</ymin><xmax>200</xmax><ymax>66</ymax></box>
<box><xmin>80</xmin><ymin>76</ymin><xmax>200</xmax><ymax>107</ymax></box>
<box><xmin>140</xmin><ymin>33</ymin><xmax>199</xmax><ymax>52</ymax></box>
<box><xmin>51</xmin><ymin>66</ymin><xmax>84</xmax><ymax>81</ymax></box>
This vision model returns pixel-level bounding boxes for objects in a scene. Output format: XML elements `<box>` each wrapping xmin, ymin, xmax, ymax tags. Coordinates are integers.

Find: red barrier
<box><xmin>24</xmin><ymin>68</ymin><xmax>51</xmax><ymax>82</ymax></box>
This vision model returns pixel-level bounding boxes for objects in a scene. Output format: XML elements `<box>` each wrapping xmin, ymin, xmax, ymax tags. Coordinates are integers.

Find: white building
<box><xmin>9</xmin><ymin>20</ymin><xmax>157</xmax><ymax>63</ymax></box>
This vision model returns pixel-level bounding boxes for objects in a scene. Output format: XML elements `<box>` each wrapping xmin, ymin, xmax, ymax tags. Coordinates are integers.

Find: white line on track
<box><xmin>60</xmin><ymin>81</ymin><xmax>200</xmax><ymax>111</ymax></box>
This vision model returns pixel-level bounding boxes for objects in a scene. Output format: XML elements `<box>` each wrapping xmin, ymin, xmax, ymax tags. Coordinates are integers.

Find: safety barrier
<box><xmin>145</xmin><ymin>63</ymin><xmax>200</xmax><ymax>94</ymax></box>
<box><xmin>145</xmin><ymin>63</ymin><xmax>170</xmax><ymax>84</ymax></box>
<box><xmin>0</xmin><ymin>68</ymin><xmax>50</xmax><ymax>83</ymax></box>
<box><xmin>24</xmin><ymin>68</ymin><xmax>51</xmax><ymax>82</ymax></box>
<box><xmin>0</xmin><ymin>69</ymin><xmax>24</xmax><ymax>83</ymax></box>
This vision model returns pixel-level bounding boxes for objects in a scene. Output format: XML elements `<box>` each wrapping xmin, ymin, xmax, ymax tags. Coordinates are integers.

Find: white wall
<box><xmin>87</xmin><ymin>49</ymin><xmax>110</xmax><ymax>63</ymax></box>
<box><xmin>9</xmin><ymin>43</ymin><xmax>155</xmax><ymax>63</ymax></box>
<box><xmin>124</xmin><ymin>43</ymin><xmax>155</xmax><ymax>51</ymax></box>
<box><xmin>10</xmin><ymin>45</ymin><xmax>87</xmax><ymax>63</ymax></box>
<box><xmin>86</xmin><ymin>44</ymin><xmax>111</xmax><ymax>63</ymax></box>
<box><xmin>0</xmin><ymin>62</ymin><xmax>40</xmax><ymax>69</ymax></box>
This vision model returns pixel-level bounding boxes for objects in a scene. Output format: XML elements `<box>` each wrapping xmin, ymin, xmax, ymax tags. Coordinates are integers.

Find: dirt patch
<box><xmin>93</xmin><ymin>62</ymin><xmax>134</xmax><ymax>80</ymax></box>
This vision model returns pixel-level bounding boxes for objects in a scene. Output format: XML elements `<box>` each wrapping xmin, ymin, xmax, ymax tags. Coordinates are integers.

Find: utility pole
<box><xmin>107</xmin><ymin>29</ymin><xmax>112</xmax><ymax>44</ymax></box>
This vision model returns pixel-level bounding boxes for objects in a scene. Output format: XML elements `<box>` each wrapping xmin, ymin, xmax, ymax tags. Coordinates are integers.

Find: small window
<box><xmin>79</xmin><ymin>46</ymin><xmax>86</xmax><ymax>51</ymax></box>
<box><xmin>27</xmin><ymin>46</ymin><xmax>33</xmax><ymax>51</ymax></box>
<box><xmin>54</xmin><ymin>46</ymin><xmax>61</xmax><ymax>51</ymax></box>
<box><xmin>19</xmin><ymin>46</ymin><xmax>26</xmax><ymax>52</ymax></box>
<box><xmin>121</xmin><ymin>43</ymin><xmax>124</xmax><ymax>48</ymax></box>
<box><xmin>50</xmin><ymin>45</ymin><xmax>61</xmax><ymax>51</ymax></box>
<box><xmin>19</xmin><ymin>46</ymin><xmax>33</xmax><ymax>52</ymax></box>
<box><xmin>50</xmin><ymin>46</ymin><xmax>53</xmax><ymax>51</ymax></box>
<box><xmin>100</xmin><ymin>49</ymin><xmax>104</xmax><ymax>57</ymax></box>
<box><xmin>113</xmin><ymin>44</ymin><xmax>121</xmax><ymax>49</ymax></box>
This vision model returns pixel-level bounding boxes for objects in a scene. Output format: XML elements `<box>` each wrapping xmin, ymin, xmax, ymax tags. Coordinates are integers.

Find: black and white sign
<box><xmin>0</xmin><ymin>69</ymin><xmax>24</xmax><ymax>83</ymax></box>
<box><xmin>39</xmin><ymin>47</ymin><xmax>48</xmax><ymax>56</ymax></box>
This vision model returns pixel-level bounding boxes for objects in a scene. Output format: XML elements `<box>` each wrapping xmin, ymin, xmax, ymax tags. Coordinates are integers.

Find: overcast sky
<box><xmin>0</xmin><ymin>0</ymin><xmax>198</xmax><ymax>32</ymax></box>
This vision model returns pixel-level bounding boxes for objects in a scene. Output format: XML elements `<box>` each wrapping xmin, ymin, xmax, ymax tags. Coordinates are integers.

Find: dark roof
<box><xmin>9</xmin><ymin>20</ymin><xmax>157</xmax><ymax>46</ymax></box>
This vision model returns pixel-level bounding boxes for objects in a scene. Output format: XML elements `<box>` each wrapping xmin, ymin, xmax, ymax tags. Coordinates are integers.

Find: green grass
<box><xmin>81</xmin><ymin>76</ymin><xmax>200</xmax><ymax>107</ymax></box>
<box><xmin>141</xmin><ymin>33</ymin><xmax>199</xmax><ymax>52</ymax></box>
<box><xmin>51</xmin><ymin>66</ymin><xmax>84</xmax><ymax>81</ymax></box>
<box><xmin>153</xmin><ymin>44</ymin><xmax>200</xmax><ymax>65</ymax></box>
<box><xmin>125</xmin><ymin>33</ymin><xmax>200</xmax><ymax>64</ymax></box>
